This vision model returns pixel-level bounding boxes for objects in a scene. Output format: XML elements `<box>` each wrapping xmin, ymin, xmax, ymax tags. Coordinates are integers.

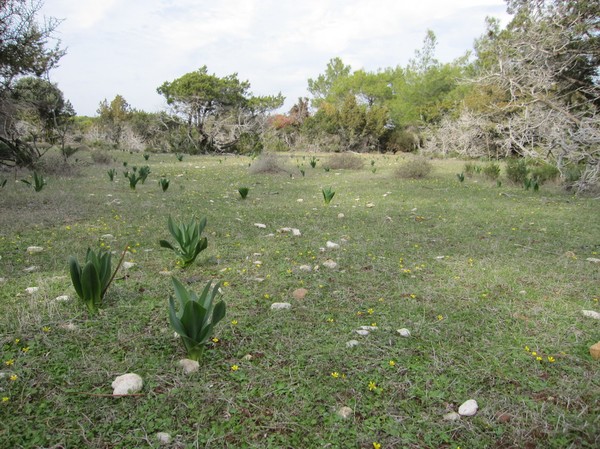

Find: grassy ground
<box><xmin>0</xmin><ymin>151</ymin><xmax>598</xmax><ymax>449</ymax></box>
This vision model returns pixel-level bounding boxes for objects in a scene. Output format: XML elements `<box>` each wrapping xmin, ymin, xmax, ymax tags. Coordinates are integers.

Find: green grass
<box><xmin>0</xmin><ymin>152</ymin><xmax>598</xmax><ymax>448</ymax></box>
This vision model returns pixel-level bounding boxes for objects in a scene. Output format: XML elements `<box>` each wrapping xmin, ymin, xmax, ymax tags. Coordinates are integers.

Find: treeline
<box><xmin>1</xmin><ymin>0</ymin><xmax>598</xmax><ymax>191</ymax></box>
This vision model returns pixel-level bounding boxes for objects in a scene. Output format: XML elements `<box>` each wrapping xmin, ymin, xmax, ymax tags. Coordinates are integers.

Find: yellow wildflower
<box><xmin>231</xmin><ymin>365</ymin><xmax>239</xmax><ymax>371</ymax></box>
<box><xmin>368</xmin><ymin>381</ymin><xmax>377</xmax><ymax>391</ymax></box>
<box><xmin>331</xmin><ymin>372</ymin><xmax>340</xmax><ymax>378</ymax></box>
<box><xmin>389</xmin><ymin>360</ymin><xmax>396</xmax><ymax>367</ymax></box>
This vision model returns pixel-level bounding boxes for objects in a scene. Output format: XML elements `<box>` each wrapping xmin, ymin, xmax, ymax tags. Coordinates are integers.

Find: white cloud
<box><xmin>40</xmin><ymin>0</ymin><xmax>510</xmax><ymax>115</ymax></box>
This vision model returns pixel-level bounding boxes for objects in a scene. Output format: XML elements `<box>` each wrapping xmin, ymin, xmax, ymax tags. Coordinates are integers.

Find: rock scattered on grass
<box><xmin>355</xmin><ymin>329</ymin><xmax>369</xmax><ymax>336</ymax></box>
<box><xmin>397</xmin><ymin>328</ymin><xmax>411</xmax><ymax>338</ymax></box>
<box><xmin>323</xmin><ymin>259</ymin><xmax>338</xmax><ymax>269</ymax></box>
<box><xmin>458</xmin><ymin>399</ymin><xmax>478</xmax><ymax>416</ymax></box>
<box><xmin>23</xmin><ymin>266</ymin><xmax>39</xmax><ymax>273</ymax></box>
<box><xmin>366</xmin><ymin>203</ymin><xmax>375</xmax><ymax>208</ymax></box>
<box><xmin>112</xmin><ymin>373</ymin><xmax>143</xmax><ymax>395</ymax></box>
<box><xmin>254</xmin><ymin>223</ymin><xmax>267</xmax><ymax>229</ymax></box>
<box><xmin>59</xmin><ymin>322</ymin><xmax>78</xmax><ymax>331</ymax></box>
<box><xmin>590</xmin><ymin>342</ymin><xmax>600</xmax><ymax>360</ymax></box>
<box><xmin>346</xmin><ymin>340</ymin><xmax>360</xmax><ymax>348</ymax></box>
<box><xmin>122</xmin><ymin>262</ymin><xmax>136</xmax><ymax>269</ymax></box>
<box><xmin>337</xmin><ymin>406</ymin><xmax>353</xmax><ymax>419</ymax></box>
<box><xmin>100</xmin><ymin>234</ymin><xmax>115</xmax><ymax>241</ymax></box>
<box><xmin>337</xmin><ymin>213</ymin><xmax>345</xmax><ymax>219</ymax></box>
<box><xmin>26</xmin><ymin>246</ymin><xmax>43</xmax><ymax>253</ymax></box>
<box><xmin>326</xmin><ymin>241</ymin><xmax>340</xmax><ymax>249</ymax></box>
<box><xmin>271</xmin><ymin>302</ymin><xmax>291</xmax><ymax>310</ymax></box>
<box><xmin>360</xmin><ymin>325</ymin><xmax>378</xmax><ymax>331</ymax></box>
<box><xmin>298</xmin><ymin>264</ymin><xmax>312</xmax><ymax>272</ymax></box>
<box><xmin>25</xmin><ymin>287</ymin><xmax>39</xmax><ymax>294</ymax></box>
<box><xmin>156</xmin><ymin>432</ymin><xmax>172</xmax><ymax>445</ymax></box>
<box><xmin>586</xmin><ymin>257</ymin><xmax>600</xmax><ymax>263</ymax></box>
<box><xmin>292</xmin><ymin>288</ymin><xmax>308</xmax><ymax>300</ymax></box>
<box><xmin>54</xmin><ymin>295</ymin><xmax>70</xmax><ymax>302</ymax></box>
<box><xmin>582</xmin><ymin>310</ymin><xmax>600</xmax><ymax>320</ymax></box>
<box><xmin>443</xmin><ymin>411</ymin><xmax>461</xmax><ymax>421</ymax></box>
<box><xmin>178</xmin><ymin>359</ymin><xmax>199</xmax><ymax>374</ymax></box>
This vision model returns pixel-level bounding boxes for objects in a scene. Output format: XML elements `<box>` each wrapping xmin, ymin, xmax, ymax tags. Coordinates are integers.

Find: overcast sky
<box><xmin>40</xmin><ymin>0</ymin><xmax>510</xmax><ymax>116</ymax></box>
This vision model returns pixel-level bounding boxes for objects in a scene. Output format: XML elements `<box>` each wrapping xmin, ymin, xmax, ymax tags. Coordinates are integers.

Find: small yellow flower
<box><xmin>4</xmin><ymin>359</ymin><xmax>14</xmax><ymax>366</ymax></box>
<box><xmin>14</xmin><ymin>339</ymin><xmax>20</xmax><ymax>344</ymax></box>
<box><xmin>410</xmin><ymin>294</ymin><xmax>416</xmax><ymax>299</ymax></box>
<box><xmin>371</xmin><ymin>322</ymin><xmax>377</xmax><ymax>327</ymax></box>
<box><xmin>264</xmin><ymin>294</ymin><xmax>270</xmax><ymax>299</ymax></box>
<box><xmin>212</xmin><ymin>338</ymin><xmax>219</xmax><ymax>343</ymax></box>
<box><xmin>531</xmin><ymin>351</ymin><xmax>537</xmax><ymax>356</ymax></box>
<box><xmin>367</xmin><ymin>308</ymin><xmax>374</xmax><ymax>315</ymax></box>
<box><xmin>389</xmin><ymin>360</ymin><xmax>396</xmax><ymax>367</ymax></box>
<box><xmin>373</xmin><ymin>443</ymin><xmax>381</xmax><ymax>449</ymax></box>
<box><xmin>331</xmin><ymin>372</ymin><xmax>339</xmax><ymax>378</ymax></box>
<box><xmin>223</xmin><ymin>281</ymin><xmax>230</xmax><ymax>287</ymax></box>
<box><xmin>536</xmin><ymin>356</ymin><xmax>542</xmax><ymax>361</ymax></box>
<box><xmin>547</xmin><ymin>356</ymin><xmax>555</xmax><ymax>363</ymax></box>
<box><xmin>231</xmin><ymin>320</ymin><xmax>238</xmax><ymax>325</ymax></box>
<box><xmin>42</xmin><ymin>326</ymin><xmax>51</xmax><ymax>332</ymax></box>
<box><xmin>525</xmin><ymin>346</ymin><xmax>530</xmax><ymax>352</ymax></box>
<box><xmin>9</xmin><ymin>375</ymin><xmax>17</xmax><ymax>381</ymax></box>
<box><xmin>65</xmin><ymin>225</ymin><xmax>71</xmax><ymax>230</ymax></box>
<box><xmin>1</xmin><ymin>397</ymin><xmax>8</xmax><ymax>403</ymax></box>
<box><xmin>231</xmin><ymin>365</ymin><xmax>239</xmax><ymax>371</ymax></box>
<box><xmin>326</xmin><ymin>318</ymin><xmax>334</xmax><ymax>323</ymax></box>
<box><xmin>437</xmin><ymin>315</ymin><xmax>443</xmax><ymax>321</ymax></box>
<box><xmin>368</xmin><ymin>381</ymin><xmax>377</xmax><ymax>391</ymax></box>
<box><xmin>21</xmin><ymin>347</ymin><xmax>29</xmax><ymax>353</ymax></box>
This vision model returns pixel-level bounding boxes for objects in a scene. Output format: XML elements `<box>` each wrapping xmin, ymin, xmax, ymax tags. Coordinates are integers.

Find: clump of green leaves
<box><xmin>138</xmin><ymin>165</ymin><xmax>151</xmax><ymax>183</ymax></box>
<box><xmin>159</xmin><ymin>178</ymin><xmax>170</xmax><ymax>192</ymax></box>
<box><xmin>175</xmin><ymin>153</ymin><xmax>184</xmax><ymax>161</ymax></box>
<box><xmin>168</xmin><ymin>277</ymin><xmax>226</xmax><ymax>361</ymax></box>
<box><xmin>238</xmin><ymin>187</ymin><xmax>250</xmax><ymax>199</ymax></box>
<box><xmin>160</xmin><ymin>215</ymin><xmax>208</xmax><ymax>268</ymax></box>
<box><xmin>322</xmin><ymin>186</ymin><xmax>335</xmax><ymax>205</ymax></box>
<box><xmin>482</xmin><ymin>162</ymin><xmax>501</xmax><ymax>181</ymax></box>
<box><xmin>68</xmin><ymin>247</ymin><xmax>126</xmax><ymax>315</ymax></box>
<box><xmin>464</xmin><ymin>162</ymin><xmax>481</xmax><ymax>177</ymax></box>
<box><xmin>21</xmin><ymin>171</ymin><xmax>47</xmax><ymax>191</ymax></box>
<box><xmin>107</xmin><ymin>168</ymin><xmax>116</xmax><ymax>181</ymax></box>
<box><xmin>457</xmin><ymin>173</ymin><xmax>465</xmax><ymax>182</ymax></box>
<box><xmin>0</xmin><ymin>178</ymin><xmax>7</xmax><ymax>188</ymax></box>
<box><xmin>143</xmin><ymin>153</ymin><xmax>150</xmax><ymax>161</ymax></box>
<box><xmin>309</xmin><ymin>156</ymin><xmax>318</xmax><ymax>168</ymax></box>
<box><xmin>505</xmin><ymin>158</ymin><xmax>529</xmax><ymax>184</ymax></box>
<box><xmin>524</xmin><ymin>177</ymin><xmax>540</xmax><ymax>191</ymax></box>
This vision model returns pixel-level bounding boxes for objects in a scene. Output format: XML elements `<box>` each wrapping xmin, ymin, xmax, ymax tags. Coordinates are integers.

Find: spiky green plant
<box><xmin>309</xmin><ymin>156</ymin><xmax>318</xmax><ymax>168</ymax></box>
<box><xmin>238</xmin><ymin>187</ymin><xmax>250</xmax><ymax>199</ymax></box>
<box><xmin>68</xmin><ymin>247</ymin><xmax>126</xmax><ymax>315</ymax></box>
<box><xmin>168</xmin><ymin>277</ymin><xmax>226</xmax><ymax>361</ymax></box>
<box><xmin>176</xmin><ymin>153</ymin><xmax>184</xmax><ymax>161</ymax></box>
<box><xmin>143</xmin><ymin>153</ymin><xmax>150</xmax><ymax>161</ymax></box>
<box><xmin>138</xmin><ymin>165</ymin><xmax>151</xmax><ymax>183</ymax></box>
<box><xmin>107</xmin><ymin>168</ymin><xmax>116</xmax><ymax>181</ymax></box>
<box><xmin>457</xmin><ymin>173</ymin><xmax>465</xmax><ymax>182</ymax></box>
<box><xmin>159</xmin><ymin>215</ymin><xmax>208</xmax><ymax>268</ymax></box>
<box><xmin>159</xmin><ymin>178</ymin><xmax>170</xmax><ymax>192</ymax></box>
<box><xmin>21</xmin><ymin>171</ymin><xmax>47</xmax><ymax>192</ymax></box>
<box><xmin>322</xmin><ymin>186</ymin><xmax>335</xmax><ymax>205</ymax></box>
<box><xmin>0</xmin><ymin>178</ymin><xmax>7</xmax><ymax>188</ymax></box>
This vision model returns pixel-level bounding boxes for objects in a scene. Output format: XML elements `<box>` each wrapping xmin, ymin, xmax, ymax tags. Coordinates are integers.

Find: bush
<box><xmin>530</xmin><ymin>162</ymin><xmax>559</xmax><ymax>184</ymax></box>
<box><xmin>91</xmin><ymin>150</ymin><xmax>112</xmax><ymax>165</ymax></box>
<box><xmin>463</xmin><ymin>162</ymin><xmax>481</xmax><ymax>177</ymax></box>
<box><xmin>249</xmin><ymin>152</ymin><xmax>289</xmax><ymax>174</ymax></box>
<box><xmin>505</xmin><ymin>158</ymin><xmax>529</xmax><ymax>184</ymax></box>
<box><xmin>327</xmin><ymin>152</ymin><xmax>364</xmax><ymax>170</ymax></box>
<box><xmin>395</xmin><ymin>157</ymin><xmax>433</xmax><ymax>179</ymax></box>
<box><xmin>482</xmin><ymin>162</ymin><xmax>501</xmax><ymax>181</ymax></box>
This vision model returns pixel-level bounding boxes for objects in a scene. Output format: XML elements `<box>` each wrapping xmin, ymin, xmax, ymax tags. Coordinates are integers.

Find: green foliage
<box><xmin>457</xmin><ymin>172</ymin><xmax>465</xmax><ymax>182</ymax></box>
<box><xmin>168</xmin><ymin>277</ymin><xmax>226</xmax><ymax>361</ymax></box>
<box><xmin>309</xmin><ymin>156</ymin><xmax>318</xmax><ymax>168</ymax></box>
<box><xmin>107</xmin><ymin>168</ymin><xmax>116</xmax><ymax>181</ymax></box>
<box><xmin>158</xmin><ymin>178</ymin><xmax>170</xmax><ymax>192</ymax></box>
<box><xmin>395</xmin><ymin>157</ymin><xmax>433</xmax><ymax>179</ymax></box>
<box><xmin>463</xmin><ymin>162</ymin><xmax>481</xmax><ymax>177</ymax></box>
<box><xmin>175</xmin><ymin>153</ymin><xmax>184</xmax><ymax>161</ymax></box>
<box><xmin>322</xmin><ymin>186</ymin><xmax>335</xmax><ymax>205</ymax></box>
<box><xmin>0</xmin><ymin>178</ymin><xmax>7</xmax><ymax>188</ymax></box>
<box><xmin>96</xmin><ymin>95</ymin><xmax>131</xmax><ymax>147</ymax></box>
<box><xmin>159</xmin><ymin>215</ymin><xmax>208</xmax><ymax>268</ymax></box>
<box><xmin>482</xmin><ymin>162</ymin><xmax>501</xmax><ymax>181</ymax></box>
<box><xmin>138</xmin><ymin>165</ymin><xmax>151</xmax><ymax>183</ymax></box>
<box><xmin>530</xmin><ymin>162</ymin><xmax>560</xmax><ymax>184</ymax></box>
<box><xmin>505</xmin><ymin>158</ymin><xmax>529</xmax><ymax>184</ymax></box>
<box><xmin>143</xmin><ymin>153</ymin><xmax>150</xmax><ymax>161</ymax></box>
<box><xmin>125</xmin><ymin>168</ymin><xmax>142</xmax><ymax>190</ymax></box>
<box><xmin>238</xmin><ymin>187</ymin><xmax>249</xmax><ymax>199</ymax></box>
<box><xmin>21</xmin><ymin>171</ymin><xmax>46</xmax><ymax>191</ymax></box>
<box><xmin>524</xmin><ymin>177</ymin><xmax>539</xmax><ymax>191</ymax></box>
<box><xmin>68</xmin><ymin>248</ymin><xmax>120</xmax><ymax>315</ymax></box>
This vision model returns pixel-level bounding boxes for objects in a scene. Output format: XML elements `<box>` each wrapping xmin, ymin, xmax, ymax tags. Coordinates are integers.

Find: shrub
<box><xmin>249</xmin><ymin>152</ymin><xmax>288</xmax><ymax>174</ymax></box>
<box><xmin>530</xmin><ymin>162</ymin><xmax>560</xmax><ymax>184</ymax></box>
<box><xmin>327</xmin><ymin>152</ymin><xmax>364</xmax><ymax>170</ymax></box>
<box><xmin>463</xmin><ymin>162</ymin><xmax>481</xmax><ymax>177</ymax></box>
<box><xmin>395</xmin><ymin>157</ymin><xmax>433</xmax><ymax>179</ymax></box>
<box><xmin>91</xmin><ymin>150</ymin><xmax>112</xmax><ymax>165</ymax></box>
<box><xmin>482</xmin><ymin>162</ymin><xmax>501</xmax><ymax>181</ymax></box>
<box><xmin>505</xmin><ymin>158</ymin><xmax>529</xmax><ymax>184</ymax></box>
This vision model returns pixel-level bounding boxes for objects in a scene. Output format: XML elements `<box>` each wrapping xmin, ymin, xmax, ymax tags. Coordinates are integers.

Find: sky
<box><xmin>39</xmin><ymin>0</ymin><xmax>511</xmax><ymax>117</ymax></box>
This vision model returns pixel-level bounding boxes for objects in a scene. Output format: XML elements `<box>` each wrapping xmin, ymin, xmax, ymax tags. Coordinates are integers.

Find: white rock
<box><xmin>178</xmin><ymin>359</ymin><xmax>199</xmax><ymax>374</ymax></box>
<box><xmin>435</xmin><ymin>256</ymin><xmax>445</xmax><ymax>260</ymax></box>
<box><xmin>26</xmin><ymin>246</ymin><xmax>43</xmax><ymax>253</ymax></box>
<box><xmin>586</xmin><ymin>257</ymin><xmax>600</xmax><ymax>263</ymax></box>
<box><xmin>25</xmin><ymin>287</ymin><xmax>39</xmax><ymax>294</ymax></box>
<box><xmin>337</xmin><ymin>406</ymin><xmax>353</xmax><ymax>419</ymax></box>
<box><xmin>296</xmin><ymin>198</ymin><xmax>304</xmax><ymax>202</ymax></box>
<box><xmin>298</xmin><ymin>265</ymin><xmax>312</xmax><ymax>272</ymax></box>
<box><xmin>458</xmin><ymin>399</ymin><xmax>478</xmax><ymax>416</ymax></box>
<box><xmin>122</xmin><ymin>262</ymin><xmax>136</xmax><ymax>269</ymax></box>
<box><xmin>346</xmin><ymin>340</ymin><xmax>360</xmax><ymax>348</ymax></box>
<box><xmin>254</xmin><ymin>223</ymin><xmax>267</xmax><ymax>229</ymax></box>
<box><xmin>156</xmin><ymin>432</ymin><xmax>172</xmax><ymax>444</ymax></box>
<box><xmin>54</xmin><ymin>295</ymin><xmax>70</xmax><ymax>302</ymax></box>
<box><xmin>0</xmin><ymin>277</ymin><xmax>6</xmax><ymax>284</ymax></box>
<box><xmin>112</xmin><ymin>373</ymin><xmax>143</xmax><ymax>395</ymax></box>
<box><xmin>270</xmin><ymin>302</ymin><xmax>292</xmax><ymax>310</ymax></box>
<box><xmin>397</xmin><ymin>328</ymin><xmax>411</xmax><ymax>338</ymax></box>
<box><xmin>360</xmin><ymin>325</ymin><xmax>378</xmax><ymax>331</ymax></box>
<box><xmin>101</xmin><ymin>234</ymin><xmax>115</xmax><ymax>241</ymax></box>
<box><xmin>292</xmin><ymin>228</ymin><xmax>301</xmax><ymax>236</ymax></box>
<box><xmin>355</xmin><ymin>329</ymin><xmax>369</xmax><ymax>336</ymax></box>
<box><xmin>60</xmin><ymin>322</ymin><xmax>78</xmax><ymax>331</ymax></box>
<box><xmin>326</xmin><ymin>241</ymin><xmax>340</xmax><ymax>249</ymax></box>
<box><xmin>582</xmin><ymin>310</ymin><xmax>600</xmax><ymax>320</ymax></box>
<box><xmin>366</xmin><ymin>203</ymin><xmax>375</xmax><ymax>208</ymax></box>
<box><xmin>23</xmin><ymin>266</ymin><xmax>39</xmax><ymax>273</ymax></box>
<box><xmin>323</xmin><ymin>260</ymin><xmax>338</xmax><ymax>269</ymax></box>
<box><xmin>253</xmin><ymin>260</ymin><xmax>262</xmax><ymax>266</ymax></box>
<box><xmin>443</xmin><ymin>411</ymin><xmax>461</xmax><ymax>421</ymax></box>
<box><xmin>337</xmin><ymin>213</ymin><xmax>345</xmax><ymax>219</ymax></box>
